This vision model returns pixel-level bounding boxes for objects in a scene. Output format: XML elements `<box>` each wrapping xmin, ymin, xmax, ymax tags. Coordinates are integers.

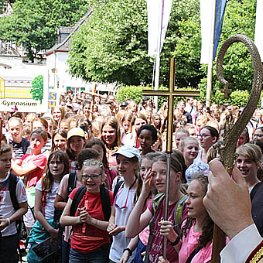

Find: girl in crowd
<box><xmin>52</xmin><ymin>106</ymin><xmax>66</xmax><ymax>125</ymax></box>
<box><xmin>158</xmin><ymin>173</ymin><xmax>213</xmax><ymax>263</ymax></box>
<box><xmin>179</xmin><ymin>137</ymin><xmax>208</xmax><ymax>182</ymax></box>
<box><xmin>152</xmin><ymin>113</ymin><xmax>162</xmax><ymax>131</ymax></box>
<box><xmin>27</xmin><ymin>151</ymin><xmax>69</xmax><ymax>262</ymax></box>
<box><xmin>126</xmin><ymin>151</ymin><xmax>187</xmax><ymax>263</ymax></box>
<box><xmin>235</xmin><ymin>143</ymin><xmax>263</xmax><ymax>236</ymax></box>
<box><xmin>60</xmin><ymin>159</ymin><xmax>114</xmax><ymax>263</ymax></box>
<box><xmin>77</xmin><ymin>117</ymin><xmax>94</xmax><ymax>142</ymax></box>
<box><xmin>132</xmin><ymin>113</ymin><xmax>147</xmax><ymax>148</ymax></box>
<box><xmin>237</xmin><ymin>127</ymin><xmax>250</xmax><ymax>147</ymax></box>
<box><xmin>59</xmin><ymin>119</ymin><xmax>70</xmax><ymax>132</ymax></box>
<box><xmin>51</xmin><ymin>128</ymin><xmax>68</xmax><ymax>152</ymax></box>
<box><xmin>85</xmin><ymin>138</ymin><xmax>117</xmax><ymax>190</ymax></box>
<box><xmin>137</xmin><ymin>124</ymin><xmax>158</xmax><ymax>157</ymax></box>
<box><xmin>32</xmin><ymin>117</ymin><xmax>52</xmax><ymax>153</ymax></box>
<box><xmin>133</xmin><ymin>152</ymin><xmax>159</xmax><ymax>263</ymax></box>
<box><xmin>43</xmin><ymin>115</ymin><xmax>57</xmax><ymax>137</ymax></box>
<box><xmin>11</xmin><ymin>129</ymin><xmax>48</xmax><ymax>232</ymax></box>
<box><xmin>54</xmin><ymin>148</ymin><xmax>100</xmax><ymax>263</ymax></box>
<box><xmin>66</xmin><ymin>128</ymin><xmax>86</xmax><ymax>174</ymax></box>
<box><xmin>108</xmin><ymin>146</ymin><xmax>141</xmax><ymax>263</ymax></box>
<box><xmin>100</xmin><ymin>116</ymin><xmax>121</xmax><ymax>168</ymax></box>
<box><xmin>120</xmin><ymin>113</ymin><xmax>134</xmax><ymax>147</ymax></box>
<box><xmin>198</xmin><ymin>126</ymin><xmax>219</xmax><ymax>163</ymax></box>
<box><xmin>81</xmin><ymin>100</ymin><xmax>92</xmax><ymax>120</ymax></box>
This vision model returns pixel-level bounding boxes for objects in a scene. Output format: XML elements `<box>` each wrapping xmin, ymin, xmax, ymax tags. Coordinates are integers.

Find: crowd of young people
<box><xmin>1</xmin><ymin>92</ymin><xmax>263</xmax><ymax>263</ymax></box>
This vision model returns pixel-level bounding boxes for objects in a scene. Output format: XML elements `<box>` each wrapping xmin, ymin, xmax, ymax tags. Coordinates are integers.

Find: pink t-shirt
<box><xmin>147</xmin><ymin>198</ymin><xmax>187</xmax><ymax>263</ymax></box>
<box><xmin>179</xmin><ymin>222</ymin><xmax>212</xmax><ymax>263</ymax></box>
<box><xmin>21</xmin><ymin>154</ymin><xmax>47</xmax><ymax>188</ymax></box>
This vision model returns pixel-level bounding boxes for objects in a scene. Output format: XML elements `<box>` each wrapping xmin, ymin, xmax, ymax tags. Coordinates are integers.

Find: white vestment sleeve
<box><xmin>220</xmin><ymin>224</ymin><xmax>262</xmax><ymax>263</ymax></box>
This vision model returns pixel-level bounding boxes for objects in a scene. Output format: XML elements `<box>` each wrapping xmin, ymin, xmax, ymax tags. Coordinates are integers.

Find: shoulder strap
<box><xmin>41</xmin><ymin>179</ymin><xmax>48</xmax><ymax>216</ymax></box>
<box><xmin>70</xmin><ymin>186</ymin><xmax>86</xmax><ymax>216</ymax></box>
<box><xmin>174</xmin><ymin>195</ymin><xmax>188</xmax><ymax>227</ymax></box>
<box><xmin>152</xmin><ymin>193</ymin><xmax>165</xmax><ymax>214</ymax></box>
<box><xmin>68</xmin><ymin>172</ymin><xmax>77</xmax><ymax>196</ymax></box>
<box><xmin>113</xmin><ymin>179</ymin><xmax>125</xmax><ymax>197</ymax></box>
<box><xmin>100</xmin><ymin>185</ymin><xmax>111</xmax><ymax>221</ymax></box>
<box><xmin>9</xmin><ymin>173</ymin><xmax>19</xmax><ymax>211</ymax></box>
<box><xmin>145</xmin><ymin>193</ymin><xmax>165</xmax><ymax>262</ymax></box>
<box><xmin>186</xmin><ymin>247</ymin><xmax>201</xmax><ymax>263</ymax></box>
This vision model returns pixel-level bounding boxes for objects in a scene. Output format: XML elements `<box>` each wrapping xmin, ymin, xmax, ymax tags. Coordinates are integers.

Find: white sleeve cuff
<box><xmin>220</xmin><ymin>224</ymin><xmax>262</xmax><ymax>263</ymax></box>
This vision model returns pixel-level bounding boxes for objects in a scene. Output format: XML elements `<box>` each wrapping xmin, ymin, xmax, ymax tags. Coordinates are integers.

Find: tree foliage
<box><xmin>69</xmin><ymin>0</ymin><xmax>152</xmax><ymax>85</ymax></box>
<box><xmin>31</xmin><ymin>75</ymin><xmax>44</xmax><ymax>103</ymax></box>
<box><xmin>0</xmin><ymin>0</ymin><xmax>90</xmax><ymax>61</ymax></box>
<box><xmin>69</xmin><ymin>0</ymin><xmax>257</xmax><ymax>95</ymax></box>
<box><xmin>68</xmin><ymin>0</ymin><xmax>203</xmax><ymax>87</ymax></box>
<box><xmin>212</xmin><ymin>0</ymin><xmax>256</xmax><ymax>92</ymax></box>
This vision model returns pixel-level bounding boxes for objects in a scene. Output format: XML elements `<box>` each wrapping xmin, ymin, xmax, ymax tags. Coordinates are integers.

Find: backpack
<box><xmin>70</xmin><ymin>185</ymin><xmax>111</xmax><ymax>221</ymax></box>
<box><xmin>113</xmin><ymin>179</ymin><xmax>124</xmax><ymax>198</ymax></box>
<box><xmin>68</xmin><ymin>172</ymin><xmax>77</xmax><ymax>196</ymax></box>
<box><xmin>144</xmin><ymin>193</ymin><xmax>187</xmax><ymax>262</ymax></box>
<box><xmin>152</xmin><ymin>193</ymin><xmax>187</xmax><ymax>229</ymax></box>
<box><xmin>9</xmin><ymin>173</ymin><xmax>20</xmax><ymax>211</ymax></box>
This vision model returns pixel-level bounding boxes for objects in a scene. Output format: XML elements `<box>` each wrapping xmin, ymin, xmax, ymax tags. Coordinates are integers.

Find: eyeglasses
<box><xmin>82</xmin><ymin>174</ymin><xmax>102</xmax><ymax>180</ymax></box>
<box><xmin>198</xmin><ymin>134</ymin><xmax>211</xmax><ymax>139</ymax></box>
<box><xmin>254</xmin><ymin>134</ymin><xmax>263</xmax><ymax>137</ymax></box>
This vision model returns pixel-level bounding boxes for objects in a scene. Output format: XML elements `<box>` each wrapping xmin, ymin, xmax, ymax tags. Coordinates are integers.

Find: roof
<box><xmin>45</xmin><ymin>9</ymin><xmax>92</xmax><ymax>55</ymax></box>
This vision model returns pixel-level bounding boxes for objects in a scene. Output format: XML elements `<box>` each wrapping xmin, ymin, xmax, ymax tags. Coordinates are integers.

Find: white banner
<box><xmin>200</xmin><ymin>0</ymin><xmax>214</xmax><ymax>64</ymax></box>
<box><xmin>147</xmin><ymin>0</ymin><xmax>173</xmax><ymax>57</ymax></box>
<box><xmin>255</xmin><ymin>0</ymin><xmax>263</xmax><ymax>62</ymax></box>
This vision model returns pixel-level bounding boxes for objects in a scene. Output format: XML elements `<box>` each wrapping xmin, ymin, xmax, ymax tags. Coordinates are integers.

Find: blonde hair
<box><xmin>179</xmin><ymin>136</ymin><xmax>199</xmax><ymax>152</ymax></box>
<box><xmin>236</xmin><ymin>143</ymin><xmax>263</xmax><ymax>169</ymax></box>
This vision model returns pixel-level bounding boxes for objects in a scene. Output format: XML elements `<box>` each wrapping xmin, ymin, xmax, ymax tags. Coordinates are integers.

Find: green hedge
<box><xmin>116</xmin><ymin>85</ymin><xmax>263</xmax><ymax>108</ymax></box>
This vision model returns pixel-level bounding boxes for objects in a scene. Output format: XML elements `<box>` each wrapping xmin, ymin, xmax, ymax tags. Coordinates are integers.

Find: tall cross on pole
<box><xmin>143</xmin><ymin>58</ymin><xmax>199</xmax><ymax>258</ymax></box>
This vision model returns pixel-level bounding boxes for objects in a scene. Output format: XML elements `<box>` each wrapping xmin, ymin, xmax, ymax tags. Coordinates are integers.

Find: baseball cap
<box><xmin>113</xmin><ymin>145</ymin><xmax>141</xmax><ymax>161</ymax></box>
<box><xmin>67</xmin><ymin>127</ymin><xmax>85</xmax><ymax>140</ymax></box>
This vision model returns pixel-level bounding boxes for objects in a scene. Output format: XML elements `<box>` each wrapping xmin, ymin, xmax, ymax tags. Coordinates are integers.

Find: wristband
<box><xmin>123</xmin><ymin>248</ymin><xmax>132</xmax><ymax>257</ymax></box>
<box><xmin>6</xmin><ymin>218</ymin><xmax>11</xmax><ymax>225</ymax></box>
<box><xmin>170</xmin><ymin>235</ymin><xmax>180</xmax><ymax>246</ymax></box>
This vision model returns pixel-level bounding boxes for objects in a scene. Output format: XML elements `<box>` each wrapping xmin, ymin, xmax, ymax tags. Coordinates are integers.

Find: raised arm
<box><xmin>126</xmin><ymin>170</ymin><xmax>153</xmax><ymax>238</ymax></box>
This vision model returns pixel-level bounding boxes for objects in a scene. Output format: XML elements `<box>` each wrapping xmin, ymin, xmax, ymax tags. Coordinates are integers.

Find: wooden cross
<box><xmin>143</xmin><ymin>58</ymin><xmax>200</xmax><ymax>153</ymax></box>
<box><xmin>143</xmin><ymin>58</ymin><xmax>199</xmax><ymax>258</ymax></box>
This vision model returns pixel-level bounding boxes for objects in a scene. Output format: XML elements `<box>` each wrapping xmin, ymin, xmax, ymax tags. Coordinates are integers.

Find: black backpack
<box><xmin>68</xmin><ymin>172</ymin><xmax>77</xmax><ymax>197</ymax></box>
<box><xmin>9</xmin><ymin>173</ymin><xmax>20</xmax><ymax>211</ymax></box>
<box><xmin>70</xmin><ymin>185</ymin><xmax>111</xmax><ymax>221</ymax></box>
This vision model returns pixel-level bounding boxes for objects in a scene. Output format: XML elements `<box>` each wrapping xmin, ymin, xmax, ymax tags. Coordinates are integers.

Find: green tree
<box><xmin>199</xmin><ymin>0</ymin><xmax>256</xmax><ymax>94</ymax></box>
<box><xmin>69</xmin><ymin>0</ymin><xmax>152</xmax><ymax>85</ymax></box>
<box><xmin>0</xmin><ymin>0</ymin><xmax>90</xmax><ymax>61</ymax></box>
<box><xmin>31</xmin><ymin>75</ymin><xmax>44</xmax><ymax>103</ymax></box>
<box><xmin>69</xmin><ymin>0</ymin><xmax>256</xmax><ymax>93</ymax></box>
<box><xmin>68</xmin><ymin>0</ymin><xmax>202</xmax><ymax>87</ymax></box>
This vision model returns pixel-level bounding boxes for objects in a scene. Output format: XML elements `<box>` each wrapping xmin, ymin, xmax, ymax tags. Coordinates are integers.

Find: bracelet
<box><xmin>123</xmin><ymin>248</ymin><xmax>132</xmax><ymax>257</ymax></box>
<box><xmin>6</xmin><ymin>218</ymin><xmax>11</xmax><ymax>225</ymax></box>
<box><xmin>170</xmin><ymin>235</ymin><xmax>180</xmax><ymax>246</ymax></box>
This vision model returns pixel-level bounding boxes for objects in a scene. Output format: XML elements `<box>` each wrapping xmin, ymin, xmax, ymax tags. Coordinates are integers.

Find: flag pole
<box><xmin>206</xmin><ymin>0</ymin><xmax>216</xmax><ymax>107</ymax></box>
<box><xmin>153</xmin><ymin>0</ymin><xmax>165</xmax><ymax>111</ymax></box>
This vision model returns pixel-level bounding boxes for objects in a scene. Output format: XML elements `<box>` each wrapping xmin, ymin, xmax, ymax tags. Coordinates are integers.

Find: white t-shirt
<box><xmin>109</xmin><ymin>184</ymin><xmax>137</xmax><ymax>263</ymax></box>
<box><xmin>0</xmin><ymin>173</ymin><xmax>27</xmax><ymax>237</ymax></box>
<box><xmin>36</xmin><ymin>178</ymin><xmax>60</xmax><ymax>220</ymax></box>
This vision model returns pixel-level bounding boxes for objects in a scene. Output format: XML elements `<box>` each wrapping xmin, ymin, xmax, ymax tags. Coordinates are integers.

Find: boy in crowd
<box><xmin>8</xmin><ymin>117</ymin><xmax>30</xmax><ymax>160</ymax></box>
<box><xmin>0</xmin><ymin>142</ymin><xmax>28</xmax><ymax>263</ymax></box>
